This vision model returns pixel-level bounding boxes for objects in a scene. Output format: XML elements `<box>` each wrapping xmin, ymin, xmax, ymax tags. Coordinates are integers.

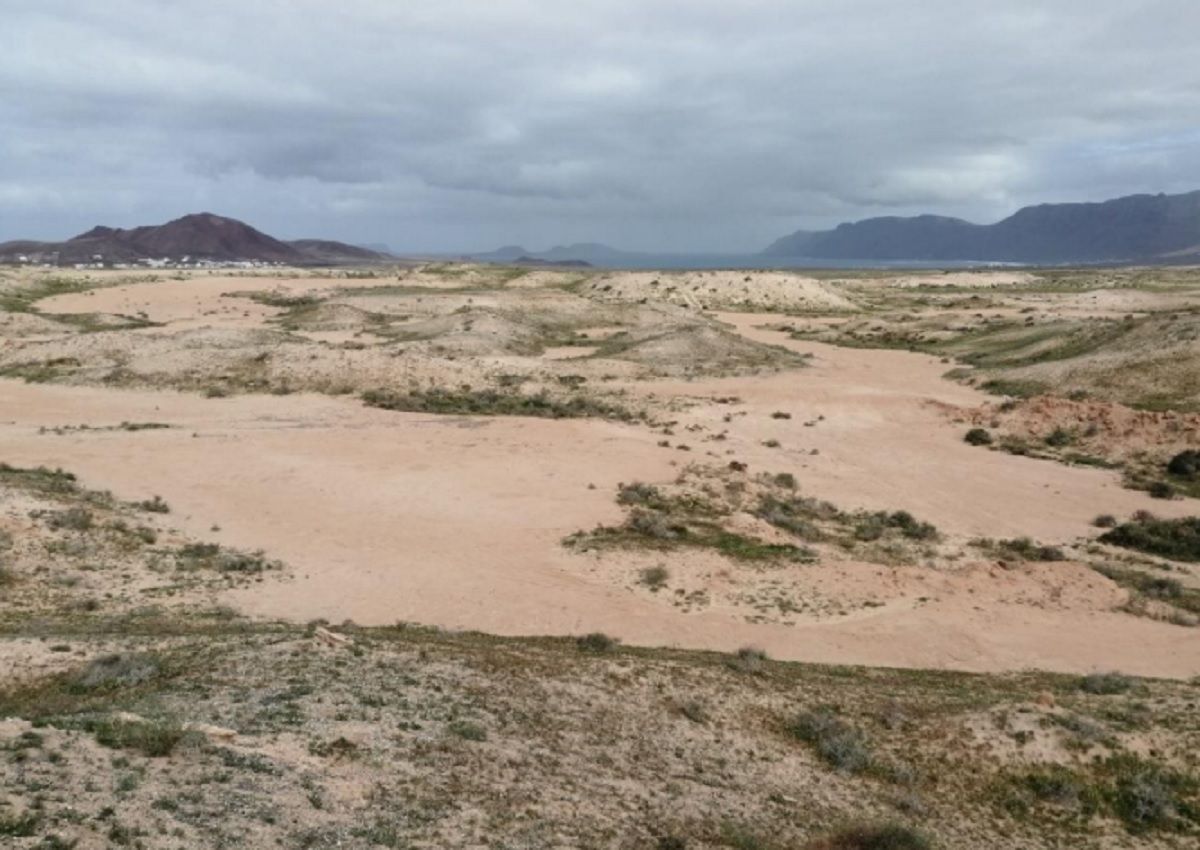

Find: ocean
<box><xmin>567</xmin><ymin>254</ymin><xmax>1011</xmax><ymax>271</ymax></box>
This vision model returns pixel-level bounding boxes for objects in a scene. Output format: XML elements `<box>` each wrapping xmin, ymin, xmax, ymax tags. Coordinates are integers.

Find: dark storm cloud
<box><xmin>2</xmin><ymin>0</ymin><xmax>1199</xmax><ymax>251</ymax></box>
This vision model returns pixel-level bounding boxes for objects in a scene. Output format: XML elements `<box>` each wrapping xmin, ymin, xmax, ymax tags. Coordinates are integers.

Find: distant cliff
<box><xmin>764</xmin><ymin>190</ymin><xmax>1200</xmax><ymax>263</ymax></box>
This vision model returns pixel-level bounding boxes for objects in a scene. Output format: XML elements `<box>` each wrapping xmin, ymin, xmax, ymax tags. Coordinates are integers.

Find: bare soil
<box><xmin>1</xmin><ymin>262</ymin><xmax>1198</xmax><ymax>848</ymax></box>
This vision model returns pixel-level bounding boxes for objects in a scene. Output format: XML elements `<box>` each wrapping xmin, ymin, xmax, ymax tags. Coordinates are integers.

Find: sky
<box><xmin>2</xmin><ymin>1</ymin><xmax>1199</xmax><ymax>253</ymax></box>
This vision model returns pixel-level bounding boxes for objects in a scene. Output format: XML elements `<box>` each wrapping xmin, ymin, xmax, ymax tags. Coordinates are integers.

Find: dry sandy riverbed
<box><xmin>3</xmin><ymin>281</ymin><xmax>1198</xmax><ymax>676</ymax></box>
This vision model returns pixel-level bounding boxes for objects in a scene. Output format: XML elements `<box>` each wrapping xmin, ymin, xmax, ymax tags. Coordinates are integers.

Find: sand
<box><xmin>885</xmin><ymin>271</ymin><xmax>1041</xmax><ymax>288</ymax></box>
<box><xmin>2</xmin><ymin>291</ymin><xmax>1197</xmax><ymax>676</ymax></box>
<box><xmin>583</xmin><ymin>270</ymin><xmax>858</xmax><ymax>312</ymax></box>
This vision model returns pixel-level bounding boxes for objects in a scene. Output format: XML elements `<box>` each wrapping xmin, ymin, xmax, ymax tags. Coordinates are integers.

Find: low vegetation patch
<box><xmin>0</xmin><ymin>608</ymin><xmax>1195</xmax><ymax>848</ymax></box>
<box><xmin>964</xmin><ymin>427</ymin><xmax>993</xmax><ymax>446</ymax></box>
<box><xmin>0</xmin><ymin>356</ymin><xmax>85</xmax><ymax>383</ymax></box>
<box><xmin>0</xmin><ymin>812</ymin><xmax>40</xmax><ymax>838</ymax></box>
<box><xmin>569</xmin><ymin>514</ymin><xmax>817</xmax><ymax>564</ymax></box>
<box><xmin>1091</xmin><ymin>563</ymin><xmax>1200</xmax><ymax>618</ymax></box>
<box><xmin>88</xmin><ymin>714</ymin><xmax>189</xmax><ymax>757</ymax></box>
<box><xmin>638</xmin><ymin>565</ymin><xmax>670</xmax><ymax>590</ymax></box>
<box><xmin>576</xmin><ymin>632</ymin><xmax>619</xmax><ymax>653</ymax></box>
<box><xmin>362</xmin><ymin>387</ymin><xmax>639</xmax><ymax>421</ymax></box>
<box><xmin>1078</xmin><ymin>671</ymin><xmax>1134</xmax><ymax>695</ymax></box>
<box><xmin>1003</xmin><ymin>754</ymin><xmax>1198</xmax><ymax>834</ymax></box>
<box><xmin>786</xmin><ymin>707</ymin><xmax>874</xmax><ymax>774</ymax></box>
<box><xmin>851</xmin><ymin>510</ymin><xmax>938</xmax><ymax>543</ymax></box>
<box><xmin>1100</xmin><ymin>516</ymin><xmax>1200</xmax><ymax>562</ymax></box>
<box><xmin>728</xmin><ymin>646</ymin><xmax>769</xmax><ymax>673</ymax></box>
<box><xmin>972</xmin><ymin>537</ymin><xmax>1065</xmax><ymax>562</ymax></box>
<box><xmin>0</xmin><ymin>463</ymin><xmax>98</xmax><ymax>501</ymax></box>
<box><xmin>173</xmin><ymin>542</ymin><xmax>280</xmax><ymax>574</ymax></box>
<box><xmin>1167</xmin><ymin>450</ymin><xmax>1200</xmax><ymax>480</ymax></box>
<box><xmin>755</xmin><ymin>492</ymin><xmax>940</xmax><ymax>556</ymax></box>
<box><xmin>569</xmin><ymin>468</ymin><xmax>943</xmax><ymax>570</ymax></box>
<box><xmin>448</xmin><ymin>719</ymin><xmax>488</xmax><ymax>741</ymax></box>
<box><xmin>0</xmin><ymin>274</ymin><xmax>99</xmax><ymax>313</ymax></box>
<box><xmin>70</xmin><ymin>653</ymin><xmax>164</xmax><ymax>692</ymax></box>
<box><xmin>244</xmin><ymin>292</ymin><xmax>321</xmax><ymax>309</ymax></box>
<box><xmin>134</xmin><ymin>494</ymin><xmax>170</xmax><ymax>513</ymax></box>
<box><xmin>803</xmin><ymin>823</ymin><xmax>931</xmax><ymax>850</ymax></box>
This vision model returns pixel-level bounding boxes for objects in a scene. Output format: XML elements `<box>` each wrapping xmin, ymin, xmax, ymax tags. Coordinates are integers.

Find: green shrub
<box><xmin>135</xmin><ymin>495</ymin><xmax>170</xmax><ymax>514</ymax></box>
<box><xmin>448</xmin><ymin>720</ymin><xmax>487</xmax><ymax>741</ymax></box>
<box><xmin>803</xmin><ymin>823</ymin><xmax>931</xmax><ymax>850</ymax></box>
<box><xmin>1004</xmin><ymin>754</ymin><xmax>1196</xmax><ymax>834</ymax></box>
<box><xmin>251</xmin><ymin>293</ymin><xmax>320</xmax><ymax>309</ymax></box>
<box><xmin>786</xmin><ymin>708</ymin><xmax>872</xmax><ymax>774</ymax></box>
<box><xmin>854</xmin><ymin>511</ymin><xmax>938</xmax><ymax>543</ymax></box>
<box><xmin>979</xmin><ymin>537</ymin><xmax>1065</xmax><ymax>561</ymax></box>
<box><xmin>710</xmin><ymin>530</ymin><xmax>815</xmax><ymax>563</ymax></box>
<box><xmin>178</xmin><ymin>542</ymin><xmax>220</xmax><ymax>559</ymax></box>
<box><xmin>718</xmin><ymin>821</ymin><xmax>775</xmax><ymax>850</ymax></box>
<box><xmin>638</xmin><ymin>565</ymin><xmax>670</xmax><ymax>590</ymax></box>
<box><xmin>90</xmin><ymin>716</ymin><xmax>187</xmax><ymax>757</ymax></box>
<box><xmin>1045</xmin><ymin>427</ymin><xmax>1074</xmax><ymax>448</ymax></box>
<box><xmin>773</xmin><ymin>472</ymin><xmax>797</xmax><ymax>489</ymax></box>
<box><xmin>617</xmin><ymin>482</ymin><xmax>667</xmax><ymax>509</ymax></box>
<box><xmin>754</xmin><ymin>494</ymin><xmax>836</xmax><ymax>541</ymax></box>
<box><xmin>175</xmin><ymin>543</ymin><xmax>277</xmax><ymax>573</ymax></box>
<box><xmin>1091</xmin><ymin>564</ymin><xmax>1200</xmax><ymax>616</ymax></box>
<box><xmin>576</xmin><ymin>632</ymin><xmax>619</xmax><ymax>653</ymax></box>
<box><xmin>1140</xmin><ymin>576</ymin><xmax>1183</xmax><ymax>600</ymax></box>
<box><xmin>885</xmin><ymin>511</ymin><xmax>939</xmax><ymax>541</ymax></box>
<box><xmin>1016</xmin><ymin>765</ymin><xmax>1101</xmax><ymax>814</ymax></box>
<box><xmin>627</xmin><ymin>508</ymin><xmax>688</xmax><ymax>541</ymax></box>
<box><xmin>45</xmin><ymin>507</ymin><xmax>93</xmax><ymax>531</ymax></box>
<box><xmin>1109</xmin><ymin>757</ymin><xmax>1193</xmax><ymax>832</ymax></box>
<box><xmin>309</xmin><ymin>736</ymin><xmax>359</xmax><ymax>759</ymax></box>
<box><xmin>1147</xmin><ymin>481</ymin><xmax>1177</xmax><ymax>500</ymax></box>
<box><xmin>678</xmin><ymin>700</ymin><xmax>709</xmax><ymax>724</ymax></box>
<box><xmin>362</xmin><ymin>387</ymin><xmax>637</xmax><ymax>421</ymax></box>
<box><xmin>1166</xmin><ymin>450</ymin><xmax>1200</xmax><ymax>480</ymax></box>
<box><xmin>964</xmin><ymin>427</ymin><xmax>993</xmax><ymax>446</ymax></box>
<box><xmin>70</xmin><ymin>653</ymin><xmax>162</xmax><ymax>692</ymax></box>
<box><xmin>1078</xmin><ymin>671</ymin><xmax>1133</xmax><ymax>695</ymax></box>
<box><xmin>1100</xmin><ymin>516</ymin><xmax>1200</xmax><ymax>562</ymax></box>
<box><xmin>0</xmin><ymin>812</ymin><xmax>40</xmax><ymax>837</ymax></box>
<box><xmin>728</xmin><ymin>646</ymin><xmax>768</xmax><ymax>673</ymax></box>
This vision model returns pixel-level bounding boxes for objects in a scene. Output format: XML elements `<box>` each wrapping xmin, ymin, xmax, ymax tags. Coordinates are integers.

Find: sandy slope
<box><xmin>37</xmin><ymin>272</ymin><xmax>400</xmax><ymax>331</ymax></box>
<box><xmin>884</xmin><ymin>271</ymin><xmax>1041</xmax><ymax>287</ymax></box>
<box><xmin>583</xmin><ymin>270</ymin><xmax>858</xmax><ymax>311</ymax></box>
<box><xmin>700</xmin><ymin>314</ymin><xmax>1194</xmax><ymax>536</ymax></box>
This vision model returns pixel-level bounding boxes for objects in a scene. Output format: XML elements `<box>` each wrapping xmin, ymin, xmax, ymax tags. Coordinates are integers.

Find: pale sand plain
<box><xmin>1</xmin><ymin>267</ymin><xmax>1196</xmax><ymax>677</ymax></box>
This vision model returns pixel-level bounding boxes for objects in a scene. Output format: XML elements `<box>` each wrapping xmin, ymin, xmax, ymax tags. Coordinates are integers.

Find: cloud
<box><xmin>2</xmin><ymin>1</ymin><xmax>1199</xmax><ymax>251</ymax></box>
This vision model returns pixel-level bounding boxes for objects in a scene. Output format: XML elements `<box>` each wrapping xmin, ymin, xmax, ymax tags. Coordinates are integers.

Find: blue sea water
<box><xmin>573</xmin><ymin>254</ymin><xmax>1009</xmax><ymax>271</ymax></box>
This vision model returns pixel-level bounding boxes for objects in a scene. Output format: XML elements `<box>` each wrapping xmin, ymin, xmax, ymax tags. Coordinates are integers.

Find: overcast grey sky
<box><xmin>2</xmin><ymin>1</ymin><xmax>1199</xmax><ymax>252</ymax></box>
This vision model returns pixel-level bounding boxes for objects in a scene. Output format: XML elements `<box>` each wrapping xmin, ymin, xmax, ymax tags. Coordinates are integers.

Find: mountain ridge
<box><xmin>0</xmin><ymin>213</ymin><xmax>393</xmax><ymax>266</ymax></box>
<box><xmin>765</xmin><ymin>190</ymin><xmax>1200</xmax><ymax>263</ymax></box>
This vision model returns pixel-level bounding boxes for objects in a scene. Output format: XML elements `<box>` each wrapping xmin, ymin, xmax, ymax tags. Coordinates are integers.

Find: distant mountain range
<box><xmin>0</xmin><ymin>213</ymin><xmax>393</xmax><ymax>266</ymax></box>
<box><xmin>471</xmin><ymin>243</ymin><xmax>627</xmax><ymax>265</ymax></box>
<box><xmin>6</xmin><ymin>190</ymin><xmax>1200</xmax><ymax>269</ymax></box>
<box><xmin>764</xmin><ymin>190</ymin><xmax>1200</xmax><ymax>263</ymax></box>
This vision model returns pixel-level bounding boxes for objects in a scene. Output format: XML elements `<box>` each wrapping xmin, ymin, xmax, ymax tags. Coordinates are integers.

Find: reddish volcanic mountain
<box><xmin>0</xmin><ymin>213</ymin><xmax>392</xmax><ymax>265</ymax></box>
